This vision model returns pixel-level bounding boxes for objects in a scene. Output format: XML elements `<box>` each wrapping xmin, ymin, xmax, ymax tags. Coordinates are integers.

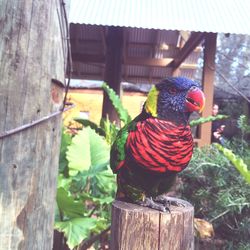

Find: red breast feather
<box><xmin>126</xmin><ymin>117</ymin><xmax>193</xmax><ymax>173</ymax></box>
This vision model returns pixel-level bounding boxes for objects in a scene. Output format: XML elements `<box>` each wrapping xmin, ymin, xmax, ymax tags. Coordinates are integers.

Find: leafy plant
<box><xmin>59</xmin><ymin>83</ymin><xmax>249</xmax><ymax>249</ymax></box>
<box><xmin>55</xmin><ymin>127</ymin><xmax>116</xmax><ymax>249</ymax></box>
<box><xmin>180</xmin><ymin>145</ymin><xmax>250</xmax><ymax>248</ymax></box>
<box><xmin>215</xmin><ymin>144</ymin><xmax>250</xmax><ymax>184</ymax></box>
<box><xmin>102</xmin><ymin>82</ymin><xmax>132</xmax><ymax>124</ymax></box>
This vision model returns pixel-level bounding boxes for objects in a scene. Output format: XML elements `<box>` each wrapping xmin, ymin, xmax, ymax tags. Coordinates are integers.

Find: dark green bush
<box><xmin>180</xmin><ymin>143</ymin><xmax>250</xmax><ymax>248</ymax></box>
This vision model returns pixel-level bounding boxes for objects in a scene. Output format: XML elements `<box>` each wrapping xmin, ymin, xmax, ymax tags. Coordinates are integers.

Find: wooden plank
<box><xmin>199</xmin><ymin>33</ymin><xmax>217</xmax><ymax>147</ymax></box>
<box><xmin>168</xmin><ymin>32</ymin><xmax>205</xmax><ymax>69</ymax></box>
<box><xmin>110</xmin><ymin>197</ymin><xmax>194</xmax><ymax>250</ymax></box>
<box><xmin>0</xmin><ymin>0</ymin><xmax>67</xmax><ymax>249</ymax></box>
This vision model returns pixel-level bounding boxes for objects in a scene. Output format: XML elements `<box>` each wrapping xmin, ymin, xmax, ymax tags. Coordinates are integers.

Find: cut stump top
<box><xmin>111</xmin><ymin>196</ymin><xmax>194</xmax><ymax>250</ymax></box>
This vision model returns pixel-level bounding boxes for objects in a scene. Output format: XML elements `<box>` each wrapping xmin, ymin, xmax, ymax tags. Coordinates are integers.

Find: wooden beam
<box><xmin>71</xmin><ymin>53</ymin><xmax>105</xmax><ymax>63</ymax></box>
<box><xmin>71</xmin><ymin>53</ymin><xmax>197</xmax><ymax>69</ymax></box>
<box><xmin>70</xmin><ymin>72</ymin><xmax>164</xmax><ymax>83</ymax></box>
<box><xmin>168</xmin><ymin>32</ymin><xmax>205</xmax><ymax>69</ymax></box>
<box><xmin>126</xmin><ymin>57</ymin><xmax>173</xmax><ymax>67</ymax></box>
<box><xmin>102</xmin><ymin>27</ymin><xmax>124</xmax><ymax>122</ymax></box>
<box><xmin>148</xmin><ymin>30</ymin><xmax>160</xmax><ymax>81</ymax></box>
<box><xmin>123</xmin><ymin>29</ymin><xmax>130</xmax><ymax>83</ymax></box>
<box><xmin>198</xmin><ymin>33</ymin><xmax>217</xmax><ymax>147</ymax></box>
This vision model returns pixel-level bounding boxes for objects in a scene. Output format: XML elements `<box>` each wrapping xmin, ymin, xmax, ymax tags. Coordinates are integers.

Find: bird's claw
<box><xmin>138</xmin><ymin>197</ymin><xmax>170</xmax><ymax>212</ymax></box>
<box><xmin>154</xmin><ymin>195</ymin><xmax>185</xmax><ymax>208</ymax></box>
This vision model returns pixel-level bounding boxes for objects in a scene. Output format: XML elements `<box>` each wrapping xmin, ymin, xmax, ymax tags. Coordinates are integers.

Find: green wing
<box><xmin>110</xmin><ymin>123</ymin><xmax>129</xmax><ymax>173</ymax></box>
<box><xmin>110</xmin><ymin>110</ymin><xmax>149</xmax><ymax>173</ymax></box>
<box><xmin>110</xmin><ymin>118</ymin><xmax>139</xmax><ymax>173</ymax></box>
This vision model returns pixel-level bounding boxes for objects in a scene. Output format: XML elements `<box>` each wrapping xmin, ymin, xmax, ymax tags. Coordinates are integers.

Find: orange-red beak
<box><xmin>185</xmin><ymin>87</ymin><xmax>205</xmax><ymax>113</ymax></box>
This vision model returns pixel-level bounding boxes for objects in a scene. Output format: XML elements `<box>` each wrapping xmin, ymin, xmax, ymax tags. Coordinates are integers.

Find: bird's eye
<box><xmin>168</xmin><ymin>87</ymin><xmax>177</xmax><ymax>94</ymax></box>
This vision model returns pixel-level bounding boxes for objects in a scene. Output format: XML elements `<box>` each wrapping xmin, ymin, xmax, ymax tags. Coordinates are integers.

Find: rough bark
<box><xmin>0</xmin><ymin>0</ymin><xmax>67</xmax><ymax>249</ymax></box>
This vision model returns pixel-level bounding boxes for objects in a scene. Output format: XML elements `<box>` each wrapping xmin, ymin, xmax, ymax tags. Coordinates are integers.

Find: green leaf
<box><xmin>100</xmin><ymin>117</ymin><xmax>119</xmax><ymax>145</ymax></box>
<box><xmin>102</xmin><ymin>82</ymin><xmax>132</xmax><ymax>124</ymax></box>
<box><xmin>94</xmin><ymin>168</ymin><xmax>116</xmax><ymax>194</ymax></box>
<box><xmin>66</xmin><ymin>129</ymin><xmax>91</xmax><ymax>176</ymax></box>
<box><xmin>59</xmin><ymin>129</ymin><xmax>72</xmax><ymax>174</ymax></box>
<box><xmin>54</xmin><ymin>217</ymin><xmax>97</xmax><ymax>249</ymax></box>
<box><xmin>69</xmin><ymin>162</ymin><xmax>109</xmax><ymax>193</ymax></box>
<box><xmin>66</xmin><ymin>127</ymin><xmax>110</xmax><ymax>176</ymax></box>
<box><xmin>88</xmin><ymin>128</ymin><xmax>110</xmax><ymax>167</ymax></box>
<box><xmin>190</xmin><ymin>114</ymin><xmax>229</xmax><ymax>127</ymax></box>
<box><xmin>74</xmin><ymin>118</ymin><xmax>106</xmax><ymax>136</ymax></box>
<box><xmin>215</xmin><ymin>144</ymin><xmax>250</xmax><ymax>184</ymax></box>
<box><xmin>56</xmin><ymin>187</ymin><xmax>84</xmax><ymax>219</ymax></box>
<box><xmin>57</xmin><ymin>174</ymin><xmax>72</xmax><ymax>190</ymax></box>
<box><xmin>80</xmin><ymin>192</ymin><xmax>114</xmax><ymax>206</ymax></box>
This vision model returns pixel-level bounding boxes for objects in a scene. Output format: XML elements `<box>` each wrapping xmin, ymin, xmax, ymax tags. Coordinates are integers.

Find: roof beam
<box><xmin>126</xmin><ymin>57</ymin><xmax>172</xmax><ymax>67</ymax></box>
<box><xmin>71</xmin><ymin>53</ymin><xmax>105</xmax><ymax>63</ymax></box>
<box><xmin>71</xmin><ymin>53</ymin><xmax>197</xmax><ymax>69</ymax></box>
<box><xmin>167</xmin><ymin>32</ymin><xmax>205</xmax><ymax>69</ymax></box>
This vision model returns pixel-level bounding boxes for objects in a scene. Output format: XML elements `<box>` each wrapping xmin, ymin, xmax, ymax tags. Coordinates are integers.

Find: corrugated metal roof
<box><xmin>69</xmin><ymin>0</ymin><xmax>250</xmax><ymax>35</ymax></box>
<box><xmin>70</xmin><ymin>23</ymin><xmax>201</xmax><ymax>84</ymax></box>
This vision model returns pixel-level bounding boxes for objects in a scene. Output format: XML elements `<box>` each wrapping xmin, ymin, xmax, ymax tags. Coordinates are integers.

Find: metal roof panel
<box><xmin>69</xmin><ymin>0</ymin><xmax>250</xmax><ymax>35</ymax></box>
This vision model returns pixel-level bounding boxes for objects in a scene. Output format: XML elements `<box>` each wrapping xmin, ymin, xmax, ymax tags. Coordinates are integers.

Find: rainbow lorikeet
<box><xmin>110</xmin><ymin>77</ymin><xmax>205</xmax><ymax>212</ymax></box>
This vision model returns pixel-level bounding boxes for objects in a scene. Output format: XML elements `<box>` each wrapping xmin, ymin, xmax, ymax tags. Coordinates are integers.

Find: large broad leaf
<box><xmin>66</xmin><ymin>129</ymin><xmax>90</xmax><ymax>176</ymax></box>
<box><xmin>54</xmin><ymin>217</ymin><xmax>97</xmax><ymax>249</ymax></box>
<box><xmin>88</xmin><ymin>128</ymin><xmax>110</xmax><ymax>167</ymax></box>
<box><xmin>56</xmin><ymin>187</ymin><xmax>85</xmax><ymax>219</ymax></box>
<box><xmin>66</xmin><ymin>127</ymin><xmax>110</xmax><ymax>176</ymax></box>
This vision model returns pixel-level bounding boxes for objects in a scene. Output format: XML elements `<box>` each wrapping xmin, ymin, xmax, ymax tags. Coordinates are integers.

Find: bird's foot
<box><xmin>154</xmin><ymin>195</ymin><xmax>185</xmax><ymax>208</ymax></box>
<box><xmin>138</xmin><ymin>197</ymin><xmax>170</xmax><ymax>212</ymax></box>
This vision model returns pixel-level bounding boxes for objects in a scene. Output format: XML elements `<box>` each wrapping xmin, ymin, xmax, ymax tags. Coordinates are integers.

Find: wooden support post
<box><xmin>0</xmin><ymin>1</ymin><xmax>67</xmax><ymax>249</ymax></box>
<box><xmin>102</xmin><ymin>27</ymin><xmax>124</xmax><ymax>123</ymax></box>
<box><xmin>110</xmin><ymin>197</ymin><xmax>194</xmax><ymax>250</ymax></box>
<box><xmin>199</xmin><ymin>33</ymin><xmax>217</xmax><ymax>147</ymax></box>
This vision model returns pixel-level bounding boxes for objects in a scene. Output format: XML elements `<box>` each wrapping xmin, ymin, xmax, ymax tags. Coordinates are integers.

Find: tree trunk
<box><xmin>0</xmin><ymin>0</ymin><xmax>68</xmax><ymax>249</ymax></box>
<box><xmin>110</xmin><ymin>197</ymin><xmax>194</xmax><ymax>250</ymax></box>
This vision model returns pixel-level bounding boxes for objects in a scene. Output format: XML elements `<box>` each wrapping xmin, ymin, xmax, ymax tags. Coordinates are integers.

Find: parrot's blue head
<box><xmin>145</xmin><ymin>77</ymin><xmax>205</xmax><ymax>124</ymax></box>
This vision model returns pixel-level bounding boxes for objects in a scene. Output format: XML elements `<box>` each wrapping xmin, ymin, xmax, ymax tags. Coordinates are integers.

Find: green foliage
<box><xmin>215</xmin><ymin>144</ymin><xmax>250</xmax><ymax>184</ymax></box>
<box><xmin>54</xmin><ymin>217</ymin><xmax>100</xmax><ymax>249</ymax></box>
<box><xmin>237</xmin><ymin>114</ymin><xmax>250</xmax><ymax>138</ymax></box>
<box><xmin>66</xmin><ymin>127</ymin><xmax>110</xmax><ymax>176</ymax></box>
<box><xmin>102</xmin><ymin>82</ymin><xmax>132</xmax><ymax>124</ymax></box>
<box><xmin>74</xmin><ymin>118</ymin><xmax>106</xmax><ymax>137</ymax></box>
<box><xmin>180</xmin><ymin>145</ymin><xmax>250</xmax><ymax>248</ymax></box>
<box><xmin>55</xmin><ymin>127</ymin><xmax>116</xmax><ymax>249</ymax></box>
<box><xmin>190</xmin><ymin>114</ymin><xmax>228</xmax><ymax>127</ymax></box>
<box><xmin>59</xmin><ymin>83</ymin><xmax>249</xmax><ymax>248</ymax></box>
<box><xmin>100</xmin><ymin>116</ymin><xmax>120</xmax><ymax>145</ymax></box>
<box><xmin>181</xmin><ymin>115</ymin><xmax>250</xmax><ymax>248</ymax></box>
<box><xmin>59</xmin><ymin>129</ymin><xmax>72</xmax><ymax>175</ymax></box>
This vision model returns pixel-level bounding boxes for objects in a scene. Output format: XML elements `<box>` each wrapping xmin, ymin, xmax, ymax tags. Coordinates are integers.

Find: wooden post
<box><xmin>102</xmin><ymin>27</ymin><xmax>124</xmax><ymax>123</ymax></box>
<box><xmin>110</xmin><ymin>197</ymin><xmax>194</xmax><ymax>250</ymax></box>
<box><xmin>199</xmin><ymin>33</ymin><xmax>217</xmax><ymax>147</ymax></box>
<box><xmin>0</xmin><ymin>1</ymin><xmax>67</xmax><ymax>249</ymax></box>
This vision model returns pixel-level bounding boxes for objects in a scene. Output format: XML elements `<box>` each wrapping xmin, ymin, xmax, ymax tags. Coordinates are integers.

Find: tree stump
<box><xmin>110</xmin><ymin>197</ymin><xmax>194</xmax><ymax>250</ymax></box>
